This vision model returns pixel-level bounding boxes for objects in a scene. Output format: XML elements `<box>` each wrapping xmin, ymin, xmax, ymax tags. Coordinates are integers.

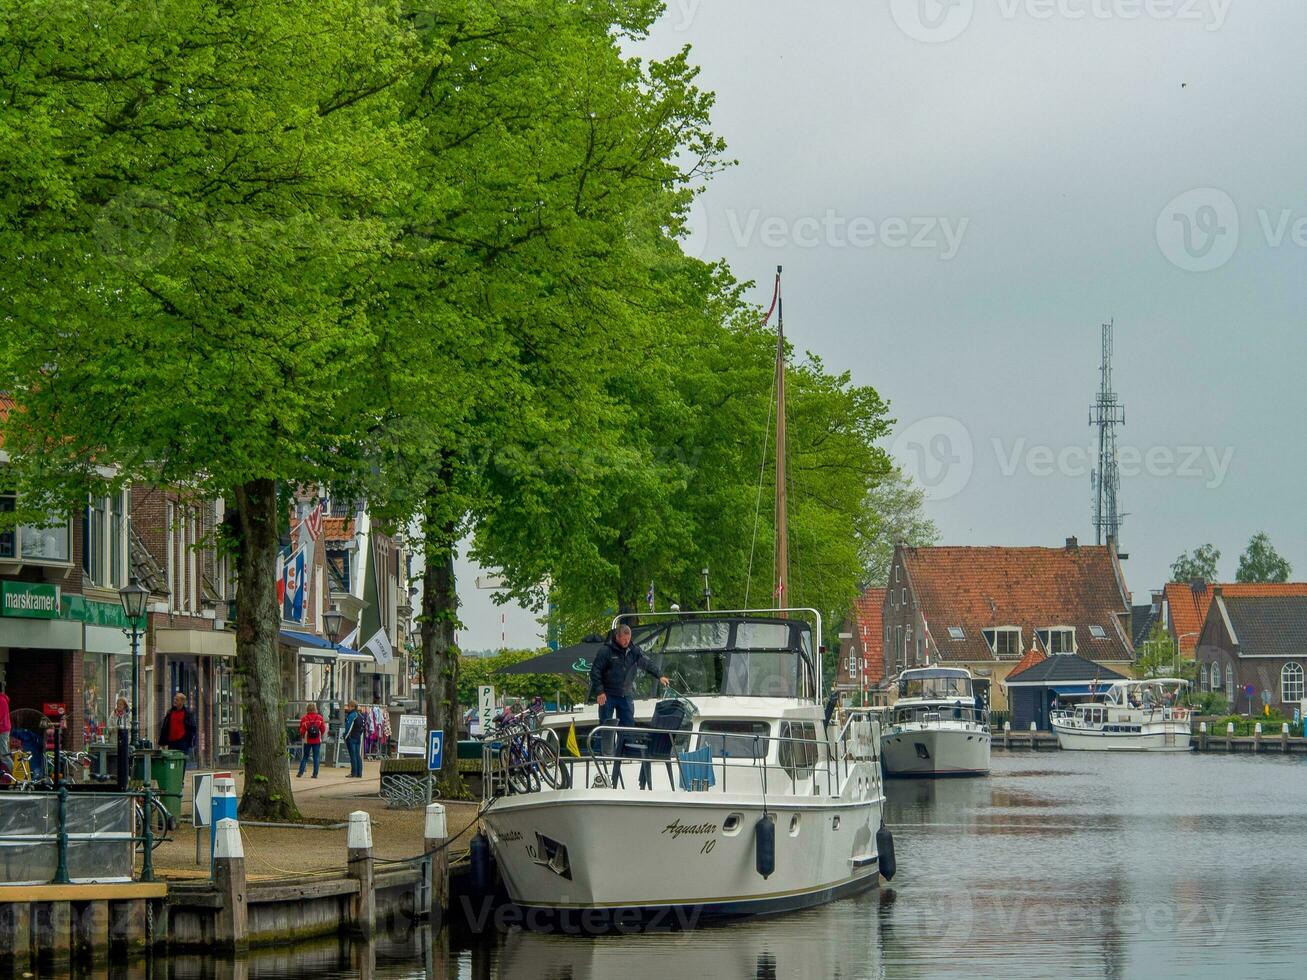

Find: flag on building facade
<box><xmin>282</xmin><ymin>546</ymin><xmax>306</xmax><ymax>622</ymax></box>
<box><xmin>362</xmin><ymin>627</ymin><xmax>394</xmax><ymax>665</ymax></box>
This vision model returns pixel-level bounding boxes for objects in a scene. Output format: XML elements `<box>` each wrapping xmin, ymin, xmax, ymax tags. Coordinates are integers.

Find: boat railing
<box><xmin>483</xmin><ymin>715</ymin><xmax>880</xmax><ymax>800</ymax></box>
<box><xmin>887</xmin><ymin>705</ymin><xmax>989</xmax><ymax>732</ymax></box>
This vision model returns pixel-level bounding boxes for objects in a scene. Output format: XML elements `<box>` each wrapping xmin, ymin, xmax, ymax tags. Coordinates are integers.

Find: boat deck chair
<box><xmin>675</xmin><ymin>745</ymin><xmax>716</xmax><ymax>792</ymax></box>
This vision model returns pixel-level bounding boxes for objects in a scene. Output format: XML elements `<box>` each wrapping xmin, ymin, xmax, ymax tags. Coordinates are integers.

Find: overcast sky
<box><xmin>456</xmin><ymin>0</ymin><xmax>1307</xmax><ymax>648</ymax></box>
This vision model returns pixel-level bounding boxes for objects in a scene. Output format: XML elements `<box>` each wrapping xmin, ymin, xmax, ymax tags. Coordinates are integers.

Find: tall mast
<box><xmin>774</xmin><ymin>266</ymin><xmax>789</xmax><ymax>607</ymax></box>
<box><xmin>1090</xmin><ymin>319</ymin><xmax>1125</xmax><ymax>547</ymax></box>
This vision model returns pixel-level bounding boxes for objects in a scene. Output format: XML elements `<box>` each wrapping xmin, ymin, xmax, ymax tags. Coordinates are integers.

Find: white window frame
<box><xmin>1282</xmin><ymin>662</ymin><xmax>1304</xmax><ymax>704</ymax></box>
<box><xmin>188</xmin><ymin>508</ymin><xmax>198</xmax><ymax>613</ymax></box>
<box><xmin>83</xmin><ymin>490</ymin><xmax>129</xmax><ymax>588</ymax></box>
<box><xmin>1211</xmin><ymin>663</ymin><xmax>1221</xmax><ymax>690</ymax></box>
<box><xmin>901</xmin><ymin>588</ymin><xmax>907</xmax><ymax>606</ymax></box>
<box><xmin>0</xmin><ymin>493</ymin><xmax>74</xmax><ymax>566</ymax></box>
<box><xmin>983</xmin><ymin>627</ymin><xmax>1022</xmax><ymax>657</ymax></box>
<box><xmin>1088</xmin><ymin>624</ymin><xmax>1107</xmax><ymax>639</ymax></box>
<box><xmin>165</xmin><ymin>502</ymin><xmax>176</xmax><ymax>611</ymax></box>
<box><xmin>1200</xmin><ymin>663</ymin><xmax>1210</xmax><ymax>691</ymax></box>
<box><xmin>947</xmin><ymin>626</ymin><xmax>965</xmax><ymax>641</ymax></box>
<box><xmin>1040</xmin><ymin>627</ymin><xmax>1077</xmax><ymax>655</ymax></box>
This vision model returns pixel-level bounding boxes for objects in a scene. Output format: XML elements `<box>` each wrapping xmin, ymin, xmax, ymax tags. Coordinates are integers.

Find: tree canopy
<box><xmin>1170</xmin><ymin>544</ymin><xmax>1221</xmax><ymax>584</ymax></box>
<box><xmin>1235</xmin><ymin>532</ymin><xmax>1292</xmax><ymax>584</ymax></box>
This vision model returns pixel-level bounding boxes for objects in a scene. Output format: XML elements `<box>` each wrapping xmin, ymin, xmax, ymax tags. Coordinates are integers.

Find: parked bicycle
<box><xmin>486</xmin><ymin>702</ymin><xmax>560</xmax><ymax>794</ymax></box>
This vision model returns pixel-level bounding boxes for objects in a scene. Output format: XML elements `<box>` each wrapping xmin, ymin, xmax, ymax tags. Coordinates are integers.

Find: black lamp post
<box><xmin>118</xmin><ymin>578</ymin><xmax>149</xmax><ymax>747</ymax></box>
<box><xmin>324</xmin><ymin>607</ymin><xmax>344</xmax><ymax>706</ymax></box>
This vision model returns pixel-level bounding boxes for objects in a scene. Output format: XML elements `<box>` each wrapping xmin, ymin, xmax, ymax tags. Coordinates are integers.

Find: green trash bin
<box><xmin>133</xmin><ymin>749</ymin><xmax>187</xmax><ymax>823</ymax></box>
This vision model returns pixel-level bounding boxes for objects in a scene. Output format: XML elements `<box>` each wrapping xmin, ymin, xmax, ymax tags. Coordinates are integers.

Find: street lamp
<box><xmin>118</xmin><ymin>578</ymin><xmax>149</xmax><ymax>747</ymax></box>
<box><xmin>323</xmin><ymin>607</ymin><xmax>344</xmax><ymax>705</ymax></box>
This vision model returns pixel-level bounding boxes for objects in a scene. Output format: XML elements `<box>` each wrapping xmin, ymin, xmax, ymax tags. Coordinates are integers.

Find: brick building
<box><xmin>836</xmin><ymin>588</ymin><xmax>886</xmax><ymax>704</ymax></box>
<box><xmin>880</xmin><ymin>538</ymin><xmax>1136</xmax><ymax>711</ymax></box>
<box><xmin>1194</xmin><ymin>590</ymin><xmax>1307</xmax><ymax>717</ymax></box>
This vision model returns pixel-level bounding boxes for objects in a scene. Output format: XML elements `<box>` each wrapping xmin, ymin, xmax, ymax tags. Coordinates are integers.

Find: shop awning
<box><xmin>279</xmin><ymin>629</ymin><xmax>362</xmax><ymax>664</ymax></box>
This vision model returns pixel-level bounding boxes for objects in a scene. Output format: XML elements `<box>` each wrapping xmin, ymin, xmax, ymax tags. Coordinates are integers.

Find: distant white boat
<box><xmin>881</xmin><ymin>667</ymin><xmax>991</xmax><ymax>777</ymax></box>
<box><xmin>1051</xmin><ymin>678</ymin><xmax>1192</xmax><ymax>751</ymax></box>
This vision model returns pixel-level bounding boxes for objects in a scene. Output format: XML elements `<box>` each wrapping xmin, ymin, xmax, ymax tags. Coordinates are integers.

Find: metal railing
<box><xmin>0</xmin><ymin>783</ymin><xmax>179</xmax><ymax>885</ymax></box>
<box><xmin>885</xmin><ymin>705</ymin><xmax>990</xmax><ymax>732</ymax></box>
<box><xmin>483</xmin><ymin>709</ymin><xmax>883</xmax><ymax>801</ymax></box>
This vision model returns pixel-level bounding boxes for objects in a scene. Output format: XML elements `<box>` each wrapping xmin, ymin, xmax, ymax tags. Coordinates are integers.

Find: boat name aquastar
<box><xmin>477</xmin><ymin>610</ymin><xmax>891</xmax><ymax>925</ymax></box>
<box><xmin>1051</xmin><ymin>678</ymin><xmax>1193</xmax><ymax>751</ymax></box>
<box><xmin>881</xmin><ymin>666</ymin><xmax>991</xmax><ymax>777</ymax></box>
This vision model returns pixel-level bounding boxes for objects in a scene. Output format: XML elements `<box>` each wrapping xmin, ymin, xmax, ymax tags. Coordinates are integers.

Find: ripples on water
<box><xmin>152</xmin><ymin>751</ymin><xmax>1307</xmax><ymax>980</ymax></box>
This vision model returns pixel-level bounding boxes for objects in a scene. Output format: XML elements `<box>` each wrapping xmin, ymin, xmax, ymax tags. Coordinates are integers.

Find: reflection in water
<box><xmin>104</xmin><ymin>751</ymin><xmax>1307</xmax><ymax>979</ymax></box>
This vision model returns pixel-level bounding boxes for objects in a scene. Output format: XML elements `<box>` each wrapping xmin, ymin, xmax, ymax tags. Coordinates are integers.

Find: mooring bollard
<box><xmin>425</xmin><ymin>803</ymin><xmax>449</xmax><ymax>931</ymax></box>
<box><xmin>1003</xmin><ymin>721</ymin><xmax>1011</xmax><ymax>749</ymax></box>
<box><xmin>1282</xmin><ymin>723</ymin><xmax>1290</xmax><ymax>752</ymax></box>
<box><xmin>213</xmin><ymin>817</ymin><xmax>248</xmax><ymax>952</ymax></box>
<box><xmin>211</xmin><ymin>776</ymin><xmax>238</xmax><ymax>874</ymax></box>
<box><xmin>1199</xmin><ymin>721</ymin><xmax>1208</xmax><ymax>752</ymax></box>
<box><xmin>1254</xmin><ymin>722</ymin><xmax>1263</xmax><ymax>752</ymax></box>
<box><xmin>1226</xmin><ymin>721</ymin><xmax>1235</xmax><ymax>752</ymax></box>
<box><xmin>347</xmin><ymin>811</ymin><xmax>376</xmax><ymax>938</ymax></box>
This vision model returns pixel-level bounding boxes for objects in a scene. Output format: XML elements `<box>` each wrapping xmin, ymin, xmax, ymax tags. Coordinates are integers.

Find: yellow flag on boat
<box><xmin>565</xmin><ymin>722</ymin><xmax>581</xmax><ymax>757</ymax></box>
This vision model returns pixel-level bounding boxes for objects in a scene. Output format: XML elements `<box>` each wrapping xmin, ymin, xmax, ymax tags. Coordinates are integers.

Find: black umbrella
<box><xmin>497</xmin><ymin>637</ymin><xmax>606</xmax><ymax>676</ymax></box>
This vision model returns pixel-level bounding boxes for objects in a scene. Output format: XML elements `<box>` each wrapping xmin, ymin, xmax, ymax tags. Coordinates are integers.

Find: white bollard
<box><xmin>1003</xmin><ymin>721</ymin><xmax>1011</xmax><ymax>732</ymax></box>
<box><xmin>214</xmin><ymin>817</ymin><xmax>243</xmax><ymax>860</ymax></box>
<box><xmin>1283</xmin><ymin>723</ymin><xmax>1290</xmax><ymax>735</ymax></box>
<box><xmin>424</xmin><ymin>803</ymin><xmax>447</xmax><ymax>842</ymax></box>
<box><xmin>1199</xmin><ymin>722</ymin><xmax>1207</xmax><ymax>733</ymax></box>
<box><xmin>1226</xmin><ymin>722</ymin><xmax>1235</xmax><ymax>735</ymax></box>
<box><xmin>1029</xmin><ymin>722</ymin><xmax>1037</xmax><ymax>732</ymax></box>
<box><xmin>347</xmin><ymin>810</ymin><xmax>373</xmax><ymax>851</ymax></box>
<box><xmin>1255</xmin><ymin>723</ymin><xmax>1263</xmax><ymax>735</ymax></box>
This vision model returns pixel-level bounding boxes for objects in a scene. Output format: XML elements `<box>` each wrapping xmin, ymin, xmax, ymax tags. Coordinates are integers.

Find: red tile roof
<box><xmin>853</xmin><ymin>588</ymin><xmax>886</xmax><ymax>685</ymax></box>
<box><xmin>902</xmin><ymin>544</ymin><xmax>1133</xmax><ymax>663</ymax></box>
<box><xmin>1164</xmin><ymin>581</ymin><xmax>1307</xmax><ymax>656</ymax></box>
<box><xmin>1010</xmin><ymin>643</ymin><xmax>1047</xmax><ymax>677</ymax></box>
<box><xmin>0</xmin><ymin>394</ymin><xmax>14</xmax><ymax>447</ymax></box>
<box><xmin>323</xmin><ymin>517</ymin><xmax>355</xmax><ymax>541</ymax></box>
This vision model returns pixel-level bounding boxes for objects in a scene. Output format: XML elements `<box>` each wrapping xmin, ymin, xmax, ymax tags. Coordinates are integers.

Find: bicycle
<box><xmin>488</xmin><ymin>705</ymin><xmax>560</xmax><ymax>794</ymax></box>
<box><xmin>133</xmin><ymin>791</ymin><xmax>174</xmax><ymax>851</ymax></box>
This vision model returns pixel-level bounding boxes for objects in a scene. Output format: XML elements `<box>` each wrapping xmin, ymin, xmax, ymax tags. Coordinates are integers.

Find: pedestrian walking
<box><xmin>297</xmin><ymin>702</ymin><xmax>327</xmax><ymax>778</ymax></box>
<box><xmin>343</xmin><ymin>700</ymin><xmax>364</xmax><ymax>778</ymax></box>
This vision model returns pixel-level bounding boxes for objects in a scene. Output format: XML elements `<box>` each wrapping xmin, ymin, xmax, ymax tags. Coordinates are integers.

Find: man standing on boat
<box><xmin>590</xmin><ymin>625</ymin><xmax>669</xmax><ymax>762</ymax></box>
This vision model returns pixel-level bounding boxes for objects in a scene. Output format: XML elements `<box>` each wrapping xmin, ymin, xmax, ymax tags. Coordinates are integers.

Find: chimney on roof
<box><xmin>1150</xmin><ymin>590</ymin><xmax>1162</xmax><ymax>615</ymax></box>
<box><xmin>1065</xmin><ymin>536</ymin><xmax>1079</xmax><ymax>551</ymax></box>
<box><xmin>1211</xmin><ymin>585</ymin><xmax>1222</xmax><ymax>598</ymax></box>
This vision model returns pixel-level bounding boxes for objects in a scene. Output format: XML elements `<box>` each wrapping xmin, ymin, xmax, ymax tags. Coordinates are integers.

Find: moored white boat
<box><xmin>1051</xmin><ymin>678</ymin><xmax>1192</xmax><ymax>751</ymax></box>
<box><xmin>479</xmin><ymin>611</ymin><xmax>890</xmax><ymax>924</ymax></box>
<box><xmin>881</xmin><ymin>667</ymin><xmax>991</xmax><ymax>777</ymax></box>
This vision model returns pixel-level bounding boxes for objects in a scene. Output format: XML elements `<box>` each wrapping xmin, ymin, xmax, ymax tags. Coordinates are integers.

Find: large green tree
<box><xmin>858</xmin><ymin>469</ymin><xmax>939</xmax><ymax>589</ymax></box>
<box><xmin>1235</xmin><ymin>532</ymin><xmax>1292</xmax><ymax>584</ymax></box>
<box><xmin>0</xmin><ymin>0</ymin><xmax>422</xmax><ymax>819</ymax></box>
<box><xmin>1170</xmin><ymin>544</ymin><xmax>1221</xmax><ymax>584</ymax></box>
<box><xmin>360</xmin><ymin>0</ymin><xmax>727</xmax><ymax>791</ymax></box>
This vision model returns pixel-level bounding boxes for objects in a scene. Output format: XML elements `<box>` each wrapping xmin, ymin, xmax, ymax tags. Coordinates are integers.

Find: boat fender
<box><xmin>470</xmin><ymin>831</ymin><xmax>493</xmax><ymax>896</ymax></box>
<box><xmin>877</xmin><ymin>825</ymin><xmax>896</xmax><ymax>881</ymax></box>
<box><xmin>755</xmin><ymin>815</ymin><xmax>776</xmax><ymax>879</ymax></box>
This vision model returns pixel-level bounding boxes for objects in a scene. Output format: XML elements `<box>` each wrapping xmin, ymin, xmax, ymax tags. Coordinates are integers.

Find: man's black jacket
<box><xmin>589</xmin><ymin>637</ymin><xmax>661</xmax><ymax>700</ymax></box>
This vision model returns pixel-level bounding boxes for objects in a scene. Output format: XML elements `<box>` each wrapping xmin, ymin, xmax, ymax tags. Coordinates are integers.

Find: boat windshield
<box><xmin>1105</xmin><ymin>679</ymin><xmax>1188</xmax><ymax>707</ymax></box>
<box><xmin>900</xmin><ymin>675</ymin><xmax>973</xmax><ymax>700</ymax></box>
<box><xmin>628</xmin><ymin>617</ymin><xmax>817</xmax><ymax>699</ymax></box>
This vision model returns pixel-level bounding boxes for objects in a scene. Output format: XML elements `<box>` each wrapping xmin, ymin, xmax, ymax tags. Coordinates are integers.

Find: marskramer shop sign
<box><xmin>1</xmin><ymin>581</ymin><xmax>62</xmax><ymax>619</ymax></box>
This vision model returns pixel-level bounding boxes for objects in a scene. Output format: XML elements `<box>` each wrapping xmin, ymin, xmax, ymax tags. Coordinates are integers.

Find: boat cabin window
<box><xmin>696</xmin><ymin>720</ymin><xmax>771</xmax><ymax>759</ymax></box>
<box><xmin>778</xmin><ymin>721</ymin><xmax>819</xmax><ymax>774</ymax></box>
<box><xmin>630</xmin><ymin>618</ymin><xmax>817</xmax><ymax>699</ymax></box>
<box><xmin>900</xmin><ymin>675</ymin><xmax>973</xmax><ymax>700</ymax></box>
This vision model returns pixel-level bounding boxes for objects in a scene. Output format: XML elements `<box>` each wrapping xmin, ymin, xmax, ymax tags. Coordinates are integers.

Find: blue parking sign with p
<box><xmin>427</xmin><ymin>730</ymin><xmax>444</xmax><ymax>771</ymax></box>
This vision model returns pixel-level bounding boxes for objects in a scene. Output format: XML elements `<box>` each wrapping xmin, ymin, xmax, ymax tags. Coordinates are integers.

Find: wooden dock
<box><xmin>992</xmin><ymin>730</ymin><xmax>1060</xmax><ymax>751</ymax></box>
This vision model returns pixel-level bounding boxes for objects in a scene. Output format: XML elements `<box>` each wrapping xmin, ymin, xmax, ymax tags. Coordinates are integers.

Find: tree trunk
<box><xmin>232</xmin><ymin>478</ymin><xmax>299</xmax><ymax>821</ymax></box>
<box><xmin>421</xmin><ymin>487</ymin><xmax>463</xmax><ymax>796</ymax></box>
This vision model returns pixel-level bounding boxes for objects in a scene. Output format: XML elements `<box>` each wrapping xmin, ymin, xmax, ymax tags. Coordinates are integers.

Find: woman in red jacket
<box><xmin>297</xmin><ymin>703</ymin><xmax>327</xmax><ymax>778</ymax></box>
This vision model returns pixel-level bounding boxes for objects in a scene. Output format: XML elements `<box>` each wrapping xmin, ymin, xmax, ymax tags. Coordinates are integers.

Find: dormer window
<box><xmin>1038</xmin><ymin>627</ymin><xmax>1076</xmax><ymax>654</ymax></box>
<box><xmin>983</xmin><ymin>627</ymin><xmax>1021</xmax><ymax>656</ymax></box>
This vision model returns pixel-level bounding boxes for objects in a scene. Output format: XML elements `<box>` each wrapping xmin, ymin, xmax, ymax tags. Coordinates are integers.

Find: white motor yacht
<box><xmin>478</xmin><ymin>610</ymin><xmax>891</xmax><ymax>924</ymax></box>
<box><xmin>881</xmin><ymin>667</ymin><xmax>991</xmax><ymax>777</ymax></box>
<box><xmin>1051</xmin><ymin>678</ymin><xmax>1192</xmax><ymax>751</ymax></box>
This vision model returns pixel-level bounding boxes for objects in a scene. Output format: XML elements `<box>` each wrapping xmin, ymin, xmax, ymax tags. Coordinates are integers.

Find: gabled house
<box><xmin>1194</xmin><ymin>590</ymin><xmax>1307</xmax><ymax>717</ymax></box>
<box><xmin>881</xmin><ymin>538</ymin><xmax>1135</xmax><ymax>710</ymax></box>
<box><xmin>1161</xmin><ymin>580</ymin><xmax>1307</xmax><ymax>659</ymax></box>
<box><xmin>836</xmin><ymin>588</ymin><xmax>885</xmax><ymax>703</ymax></box>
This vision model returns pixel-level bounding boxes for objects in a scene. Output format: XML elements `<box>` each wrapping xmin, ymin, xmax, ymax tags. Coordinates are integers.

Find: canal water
<box><xmin>129</xmin><ymin>751</ymin><xmax>1307</xmax><ymax>977</ymax></box>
